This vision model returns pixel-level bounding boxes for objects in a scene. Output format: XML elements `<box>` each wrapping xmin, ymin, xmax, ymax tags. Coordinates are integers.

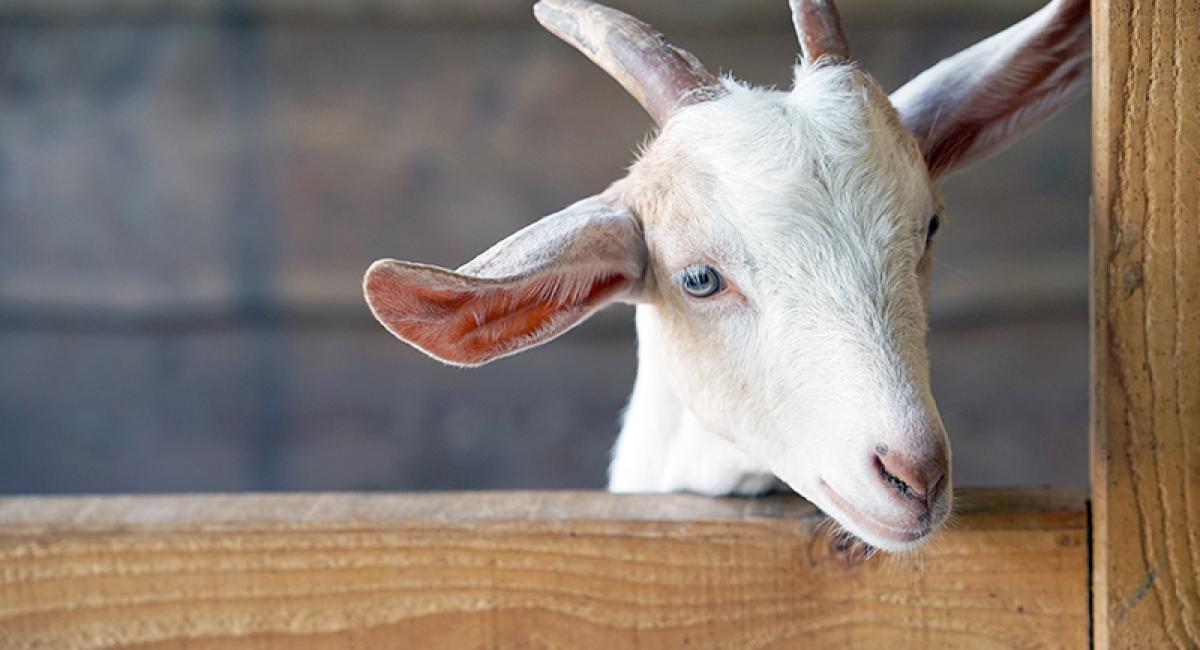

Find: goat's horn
<box><xmin>534</xmin><ymin>0</ymin><xmax>722</xmax><ymax>126</ymax></box>
<box><xmin>790</xmin><ymin>0</ymin><xmax>852</xmax><ymax>64</ymax></box>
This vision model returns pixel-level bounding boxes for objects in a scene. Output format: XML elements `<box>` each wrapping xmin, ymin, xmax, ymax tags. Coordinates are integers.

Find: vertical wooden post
<box><xmin>1091</xmin><ymin>0</ymin><xmax>1200</xmax><ymax>647</ymax></box>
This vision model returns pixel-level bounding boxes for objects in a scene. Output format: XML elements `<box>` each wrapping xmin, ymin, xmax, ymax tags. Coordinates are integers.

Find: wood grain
<box><xmin>1091</xmin><ymin>0</ymin><xmax>1200</xmax><ymax>647</ymax></box>
<box><xmin>0</xmin><ymin>488</ymin><xmax>1086</xmax><ymax>649</ymax></box>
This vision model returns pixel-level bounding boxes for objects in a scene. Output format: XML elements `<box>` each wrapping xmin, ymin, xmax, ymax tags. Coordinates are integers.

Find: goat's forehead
<box><xmin>664</xmin><ymin>68</ymin><xmax>914</xmax><ymax>164</ymax></box>
<box><xmin>628</xmin><ymin>69</ymin><xmax>934</xmax><ymax>258</ymax></box>
<box><xmin>639</xmin><ymin>71</ymin><xmax>927</xmax><ymax>199</ymax></box>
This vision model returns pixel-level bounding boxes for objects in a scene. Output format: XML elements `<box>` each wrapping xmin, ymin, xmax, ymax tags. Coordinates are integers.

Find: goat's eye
<box><xmin>680</xmin><ymin>264</ymin><xmax>722</xmax><ymax>298</ymax></box>
<box><xmin>926</xmin><ymin>214</ymin><xmax>941</xmax><ymax>240</ymax></box>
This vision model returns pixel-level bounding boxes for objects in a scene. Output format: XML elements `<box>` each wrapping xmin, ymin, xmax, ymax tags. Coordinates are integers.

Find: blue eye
<box><xmin>680</xmin><ymin>264</ymin><xmax>722</xmax><ymax>298</ymax></box>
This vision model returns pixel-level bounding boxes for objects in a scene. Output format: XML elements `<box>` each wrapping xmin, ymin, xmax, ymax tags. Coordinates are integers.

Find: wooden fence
<box><xmin>0</xmin><ymin>489</ymin><xmax>1086</xmax><ymax>647</ymax></box>
<box><xmin>0</xmin><ymin>0</ymin><xmax>1196</xmax><ymax>647</ymax></box>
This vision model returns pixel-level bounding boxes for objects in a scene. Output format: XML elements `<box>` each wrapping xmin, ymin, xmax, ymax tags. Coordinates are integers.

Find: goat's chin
<box><xmin>799</xmin><ymin>479</ymin><xmax>941</xmax><ymax>554</ymax></box>
<box><xmin>841</xmin><ymin>523</ymin><xmax>932</xmax><ymax>554</ymax></box>
<box><xmin>820</xmin><ymin>516</ymin><xmax>926</xmax><ymax>554</ymax></box>
<box><xmin>822</xmin><ymin>506</ymin><xmax>934</xmax><ymax>554</ymax></box>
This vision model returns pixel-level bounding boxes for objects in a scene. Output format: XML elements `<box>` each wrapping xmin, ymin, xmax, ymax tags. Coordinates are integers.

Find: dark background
<box><xmin>0</xmin><ymin>0</ymin><xmax>1090</xmax><ymax>493</ymax></box>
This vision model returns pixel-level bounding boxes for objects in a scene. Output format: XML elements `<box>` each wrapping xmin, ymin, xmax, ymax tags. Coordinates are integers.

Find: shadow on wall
<box><xmin>0</xmin><ymin>0</ymin><xmax>1089</xmax><ymax>493</ymax></box>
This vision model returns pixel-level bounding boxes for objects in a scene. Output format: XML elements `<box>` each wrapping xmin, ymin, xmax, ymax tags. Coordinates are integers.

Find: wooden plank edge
<box><xmin>0</xmin><ymin>486</ymin><xmax>1086</xmax><ymax>531</ymax></box>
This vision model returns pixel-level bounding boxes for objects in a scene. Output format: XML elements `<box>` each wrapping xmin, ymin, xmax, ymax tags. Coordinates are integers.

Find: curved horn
<box><xmin>790</xmin><ymin>0</ymin><xmax>852</xmax><ymax>64</ymax></box>
<box><xmin>534</xmin><ymin>0</ymin><xmax>722</xmax><ymax>126</ymax></box>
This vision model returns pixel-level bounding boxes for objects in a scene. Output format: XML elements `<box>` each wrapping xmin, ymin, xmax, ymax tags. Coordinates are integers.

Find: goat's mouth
<box><xmin>817</xmin><ymin>478</ymin><xmax>933</xmax><ymax>548</ymax></box>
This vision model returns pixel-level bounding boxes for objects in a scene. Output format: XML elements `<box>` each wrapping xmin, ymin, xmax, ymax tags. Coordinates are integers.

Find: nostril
<box><xmin>876</xmin><ymin>455</ymin><xmax>923</xmax><ymax>501</ymax></box>
<box><xmin>875</xmin><ymin>450</ymin><xmax>945</xmax><ymax>504</ymax></box>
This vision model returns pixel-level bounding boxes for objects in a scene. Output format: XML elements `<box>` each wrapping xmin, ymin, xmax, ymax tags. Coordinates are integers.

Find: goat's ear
<box><xmin>890</xmin><ymin>0</ymin><xmax>1090</xmax><ymax>178</ymax></box>
<box><xmin>364</xmin><ymin>196</ymin><xmax>645</xmax><ymax>367</ymax></box>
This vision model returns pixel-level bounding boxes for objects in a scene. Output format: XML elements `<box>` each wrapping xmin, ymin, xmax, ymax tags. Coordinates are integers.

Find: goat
<box><xmin>363</xmin><ymin>0</ymin><xmax>1090</xmax><ymax>552</ymax></box>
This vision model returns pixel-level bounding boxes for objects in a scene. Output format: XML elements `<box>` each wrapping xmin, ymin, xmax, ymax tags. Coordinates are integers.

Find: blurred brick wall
<box><xmin>0</xmin><ymin>0</ymin><xmax>1089</xmax><ymax>493</ymax></box>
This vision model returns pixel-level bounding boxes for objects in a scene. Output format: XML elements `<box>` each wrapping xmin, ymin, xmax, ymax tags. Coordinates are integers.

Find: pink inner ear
<box><xmin>917</xmin><ymin>0</ymin><xmax>1090</xmax><ymax>177</ymax></box>
<box><xmin>365</xmin><ymin>266</ymin><xmax>629</xmax><ymax>365</ymax></box>
<box><xmin>923</xmin><ymin>62</ymin><xmax>1087</xmax><ymax>177</ymax></box>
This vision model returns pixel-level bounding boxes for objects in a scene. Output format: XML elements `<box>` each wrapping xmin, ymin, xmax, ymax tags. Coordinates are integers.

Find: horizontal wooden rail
<box><xmin>0</xmin><ymin>487</ymin><xmax>1086</xmax><ymax>648</ymax></box>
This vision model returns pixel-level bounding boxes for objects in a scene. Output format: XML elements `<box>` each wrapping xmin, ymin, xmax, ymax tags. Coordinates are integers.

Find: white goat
<box><xmin>364</xmin><ymin>0</ymin><xmax>1090</xmax><ymax>552</ymax></box>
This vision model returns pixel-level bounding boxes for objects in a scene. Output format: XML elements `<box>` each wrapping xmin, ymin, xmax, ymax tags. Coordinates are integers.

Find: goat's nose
<box><xmin>875</xmin><ymin>446</ymin><xmax>947</xmax><ymax>506</ymax></box>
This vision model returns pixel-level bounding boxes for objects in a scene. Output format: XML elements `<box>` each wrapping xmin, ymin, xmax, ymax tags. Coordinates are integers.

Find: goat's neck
<box><xmin>607</xmin><ymin>305</ymin><xmax>777</xmax><ymax>496</ymax></box>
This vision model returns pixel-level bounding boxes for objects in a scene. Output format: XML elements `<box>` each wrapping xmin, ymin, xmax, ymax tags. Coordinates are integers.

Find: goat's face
<box><xmin>618</xmin><ymin>68</ymin><xmax>949</xmax><ymax>549</ymax></box>
<box><xmin>363</xmin><ymin>0</ymin><xmax>1089</xmax><ymax>552</ymax></box>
